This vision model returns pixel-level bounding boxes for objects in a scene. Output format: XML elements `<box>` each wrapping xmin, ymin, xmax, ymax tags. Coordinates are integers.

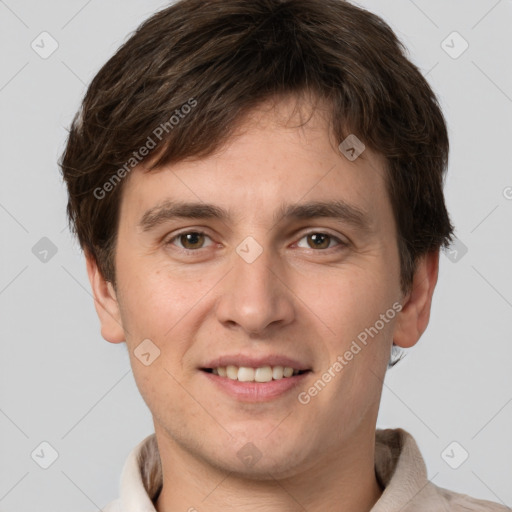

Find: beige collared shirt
<box><xmin>102</xmin><ymin>428</ymin><xmax>510</xmax><ymax>511</ymax></box>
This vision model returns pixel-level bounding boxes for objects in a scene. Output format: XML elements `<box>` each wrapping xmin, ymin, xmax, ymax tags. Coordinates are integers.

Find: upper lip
<box><xmin>202</xmin><ymin>354</ymin><xmax>311</xmax><ymax>371</ymax></box>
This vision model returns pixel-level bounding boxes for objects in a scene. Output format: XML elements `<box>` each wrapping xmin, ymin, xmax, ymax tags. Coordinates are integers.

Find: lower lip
<box><xmin>200</xmin><ymin>370</ymin><xmax>310</xmax><ymax>402</ymax></box>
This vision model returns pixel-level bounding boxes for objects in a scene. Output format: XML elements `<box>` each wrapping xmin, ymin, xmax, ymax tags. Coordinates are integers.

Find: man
<box><xmin>60</xmin><ymin>0</ymin><xmax>509</xmax><ymax>510</ymax></box>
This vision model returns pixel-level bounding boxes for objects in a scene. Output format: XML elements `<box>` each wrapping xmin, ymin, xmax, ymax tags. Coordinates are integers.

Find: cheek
<box><xmin>315</xmin><ymin>283</ymin><xmax>398</xmax><ymax>423</ymax></box>
<box><xmin>129</xmin><ymin>357</ymin><xmax>197</xmax><ymax>435</ymax></box>
<box><xmin>303</xmin><ymin>257</ymin><xmax>399</xmax><ymax>388</ymax></box>
<box><xmin>314</xmin><ymin>265</ymin><xmax>396</xmax><ymax>332</ymax></box>
<box><xmin>115</xmin><ymin>259</ymin><xmax>221</xmax><ymax>396</ymax></box>
<box><xmin>116</xmin><ymin>257</ymin><xmax>209</xmax><ymax>339</ymax></box>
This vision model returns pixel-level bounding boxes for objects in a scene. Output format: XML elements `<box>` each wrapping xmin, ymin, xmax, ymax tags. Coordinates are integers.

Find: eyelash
<box><xmin>164</xmin><ymin>230</ymin><xmax>347</xmax><ymax>253</ymax></box>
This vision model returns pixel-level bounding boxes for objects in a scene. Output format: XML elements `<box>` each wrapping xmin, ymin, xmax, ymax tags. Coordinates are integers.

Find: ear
<box><xmin>393</xmin><ymin>249</ymin><xmax>439</xmax><ymax>349</ymax></box>
<box><xmin>85</xmin><ymin>251</ymin><xmax>125</xmax><ymax>344</ymax></box>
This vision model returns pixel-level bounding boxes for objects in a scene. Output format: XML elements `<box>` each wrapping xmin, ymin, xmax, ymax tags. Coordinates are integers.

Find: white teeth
<box><xmin>238</xmin><ymin>367</ymin><xmax>255</xmax><ymax>382</ymax></box>
<box><xmin>272</xmin><ymin>366</ymin><xmax>284</xmax><ymax>379</ymax></box>
<box><xmin>283</xmin><ymin>367</ymin><xmax>294</xmax><ymax>378</ymax></box>
<box><xmin>211</xmin><ymin>365</ymin><xmax>302</xmax><ymax>382</ymax></box>
<box><xmin>226</xmin><ymin>365</ymin><xmax>238</xmax><ymax>380</ymax></box>
<box><xmin>254</xmin><ymin>366</ymin><xmax>273</xmax><ymax>383</ymax></box>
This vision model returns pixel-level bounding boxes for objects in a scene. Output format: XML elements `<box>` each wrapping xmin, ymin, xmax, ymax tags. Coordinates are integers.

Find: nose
<box><xmin>215</xmin><ymin>241</ymin><xmax>296</xmax><ymax>335</ymax></box>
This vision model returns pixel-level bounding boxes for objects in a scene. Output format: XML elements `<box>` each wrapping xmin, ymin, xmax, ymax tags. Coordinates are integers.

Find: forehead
<box><xmin>120</xmin><ymin>96</ymin><xmax>392</xmax><ymax>230</ymax></box>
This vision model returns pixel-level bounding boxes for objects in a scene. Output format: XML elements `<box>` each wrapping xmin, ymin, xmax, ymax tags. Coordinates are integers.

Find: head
<box><xmin>60</xmin><ymin>0</ymin><xmax>454</xmax><ymax>481</ymax></box>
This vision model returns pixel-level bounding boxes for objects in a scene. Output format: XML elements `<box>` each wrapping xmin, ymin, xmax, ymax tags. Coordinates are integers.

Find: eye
<box><xmin>296</xmin><ymin>232</ymin><xmax>344</xmax><ymax>250</ymax></box>
<box><xmin>166</xmin><ymin>231</ymin><xmax>213</xmax><ymax>250</ymax></box>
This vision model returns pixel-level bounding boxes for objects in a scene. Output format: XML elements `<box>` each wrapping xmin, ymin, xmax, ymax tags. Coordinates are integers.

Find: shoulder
<box><xmin>100</xmin><ymin>498</ymin><xmax>123</xmax><ymax>512</ymax></box>
<box><xmin>434</xmin><ymin>483</ymin><xmax>511</xmax><ymax>511</ymax></box>
<box><xmin>374</xmin><ymin>428</ymin><xmax>510</xmax><ymax>512</ymax></box>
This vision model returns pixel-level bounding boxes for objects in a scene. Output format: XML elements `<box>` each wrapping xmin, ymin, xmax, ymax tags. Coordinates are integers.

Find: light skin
<box><xmin>87</xmin><ymin>95</ymin><xmax>439</xmax><ymax>512</ymax></box>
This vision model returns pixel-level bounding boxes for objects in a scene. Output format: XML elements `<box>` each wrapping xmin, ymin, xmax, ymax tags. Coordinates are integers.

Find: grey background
<box><xmin>0</xmin><ymin>0</ymin><xmax>511</xmax><ymax>510</ymax></box>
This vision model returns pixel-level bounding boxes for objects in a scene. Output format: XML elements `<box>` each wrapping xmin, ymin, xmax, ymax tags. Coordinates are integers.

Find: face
<box><xmin>88</xmin><ymin>96</ymin><xmax>437</xmax><ymax>479</ymax></box>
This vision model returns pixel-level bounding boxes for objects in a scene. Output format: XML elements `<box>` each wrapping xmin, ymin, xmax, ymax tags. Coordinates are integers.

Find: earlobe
<box><xmin>85</xmin><ymin>251</ymin><xmax>125</xmax><ymax>344</ymax></box>
<box><xmin>393</xmin><ymin>250</ymin><xmax>440</xmax><ymax>349</ymax></box>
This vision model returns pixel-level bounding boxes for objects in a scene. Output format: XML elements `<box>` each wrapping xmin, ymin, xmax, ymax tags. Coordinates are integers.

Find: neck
<box><xmin>154</xmin><ymin>425</ymin><xmax>383</xmax><ymax>512</ymax></box>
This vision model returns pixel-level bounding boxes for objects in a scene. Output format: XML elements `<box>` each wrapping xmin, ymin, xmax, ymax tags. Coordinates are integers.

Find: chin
<box><xmin>218</xmin><ymin>449</ymin><xmax>308</xmax><ymax>481</ymax></box>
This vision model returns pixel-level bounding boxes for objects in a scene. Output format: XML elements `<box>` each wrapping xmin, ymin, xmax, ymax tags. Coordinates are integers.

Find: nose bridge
<box><xmin>215</xmin><ymin>236</ymin><xmax>294</xmax><ymax>333</ymax></box>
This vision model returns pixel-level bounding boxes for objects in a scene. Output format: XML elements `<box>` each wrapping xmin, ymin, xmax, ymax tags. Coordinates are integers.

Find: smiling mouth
<box><xmin>201</xmin><ymin>365</ymin><xmax>310</xmax><ymax>383</ymax></box>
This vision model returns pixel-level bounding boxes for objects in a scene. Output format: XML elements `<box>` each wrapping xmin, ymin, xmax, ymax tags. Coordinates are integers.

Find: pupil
<box><xmin>182</xmin><ymin>232</ymin><xmax>203</xmax><ymax>248</ymax></box>
<box><xmin>309</xmin><ymin>233</ymin><xmax>329</xmax><ymax>249</ymax></box>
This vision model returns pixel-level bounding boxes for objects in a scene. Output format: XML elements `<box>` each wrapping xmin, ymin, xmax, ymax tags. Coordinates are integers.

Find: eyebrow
<box><xmin>139</xmin><ymin>201</ymin><xmax>229</xmax><ymax>231</ymax></box>
<box><xmin>139</xmin><ymin>199</ymin><xmax>372</xmax><ymax>233</ymax></box>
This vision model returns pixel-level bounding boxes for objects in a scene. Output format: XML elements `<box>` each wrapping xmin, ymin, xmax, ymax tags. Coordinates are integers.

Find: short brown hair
<box><xmin>60</xmin><ymin>0</ymin><xmax>454</xmax><ymax>299</ymax></box>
